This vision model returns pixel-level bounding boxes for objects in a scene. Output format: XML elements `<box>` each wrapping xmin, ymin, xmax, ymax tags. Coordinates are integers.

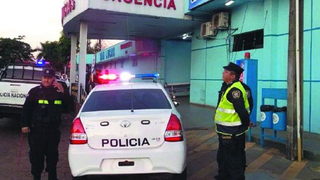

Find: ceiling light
<box><xmin>182</xmin><ymin>33</ymin><xmax>190</xmax><ymax>40</ymax></box>
<box><xmin>225</xmin><ymin>0</ymin><xmax>234</xmax><ymax>6</ymax></box>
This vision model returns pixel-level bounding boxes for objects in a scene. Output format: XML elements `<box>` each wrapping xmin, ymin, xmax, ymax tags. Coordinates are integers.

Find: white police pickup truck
<box><xmin>0</xmin><ymin>63</ymin><xmax>47</xmax><ymax>118</ymax></box>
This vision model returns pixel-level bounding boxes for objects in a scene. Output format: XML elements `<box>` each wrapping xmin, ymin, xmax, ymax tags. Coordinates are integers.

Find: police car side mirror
<box><xmin>173</xmin><ymin>100</ymin><xmax>180</xmax><ymax>107</ymax></box>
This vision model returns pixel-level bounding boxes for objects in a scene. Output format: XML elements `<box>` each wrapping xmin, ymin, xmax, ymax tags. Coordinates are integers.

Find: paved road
<box><xmin>1</xmin><ymin>114</ymin><xmax>320</xmax><ymax>180</ymax></box>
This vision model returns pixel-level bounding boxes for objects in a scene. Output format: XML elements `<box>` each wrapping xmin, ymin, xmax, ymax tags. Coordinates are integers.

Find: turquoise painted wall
<box><xmin>164</xmin><ymin>40</ymin><xmax>191</xmax><ymax>84</ymax></box>
<box><xmin>76</xmin><ymin>54</ymin><xmax>95</xmax><ymax>65</ymax></box>
<box><xmin>189</xmin><ymin>0</ymin><xmax>320</xmax><ymax>133</ymax></box>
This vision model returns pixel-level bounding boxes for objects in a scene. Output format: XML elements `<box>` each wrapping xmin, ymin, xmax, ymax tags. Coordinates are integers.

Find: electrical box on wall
<box><xmin>236</xmin><ymin>59</ymin><xmax>258</xmax><ymax>126</ymax></box>
<box><xmin>212</xmin><ymin>12</ymin><xmax>229</xmax><ymax>29</ymax></box>
<box><xmin>200</xmin><ymin>21</ymin><xmax>214</xmax><ymax>38</ymax></box>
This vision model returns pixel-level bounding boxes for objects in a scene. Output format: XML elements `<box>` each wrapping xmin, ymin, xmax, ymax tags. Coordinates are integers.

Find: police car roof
<box><xmin>93</xmin><ymin>82</ymin><xmax>164</xmax><ymax>91</ymax></box>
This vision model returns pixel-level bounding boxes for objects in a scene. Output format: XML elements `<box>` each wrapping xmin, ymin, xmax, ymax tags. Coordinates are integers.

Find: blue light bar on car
<box><xmin>135</xmin><ymin>73</ymin><xmax>159</xmax><ymax>78</ymax></box>
<box><xmin>119</xmin><ymin>72</ymin><xmax>159</xmax><ymax>81</ymax></box>
<box><xmin>36</xmin><ymin>59</ymin><xmax>45</xmax><ymax>66</ymax></box>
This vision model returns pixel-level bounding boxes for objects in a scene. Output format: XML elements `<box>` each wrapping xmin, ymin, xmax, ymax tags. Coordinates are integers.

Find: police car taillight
<box><xmin>70</xmin><ymin>118</ymin><xmax>87</xmax><ymax>144</ymax></box>
<box><xmin>99</xmin><ymin>74</ymin><xmax>118</xmax><ymax>80</ymax></box>
<box><xmin>164</xmin><ymin>114</ymin><xmax>183</xmax><ymax>142</ymax></box>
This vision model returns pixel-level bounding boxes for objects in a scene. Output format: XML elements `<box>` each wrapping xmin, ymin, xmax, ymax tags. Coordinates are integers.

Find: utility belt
<box><xmin>219</xmin><ymin>133</ymin><xmax>245</xmax><ymax>140</ymax></box>
<box><xmin>31</xmin><ymin>116</ymin><xmax>60</xmax><ymax>128</ymax></box>
<box><xmin>215</xmin><ymin>124</ymin><xmax>248</xmax><ymax>138</ymax></box>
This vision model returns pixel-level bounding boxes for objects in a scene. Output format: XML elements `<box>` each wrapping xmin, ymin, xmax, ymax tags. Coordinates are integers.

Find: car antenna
<box><xmin>130</xmin><ymin>83</ymin><xmax>134</xmax><ymax>112</ymax></box>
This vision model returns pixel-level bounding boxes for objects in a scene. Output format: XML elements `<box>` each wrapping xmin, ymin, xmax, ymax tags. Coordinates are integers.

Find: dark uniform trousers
<box><xmin>28</xmin><ymin>126</ymin><xmax>61</xmax><ymax>180</ymax></box>
<box><xmin>216</xmin><ymin>133</ymin><xmax>246</xmax><ymax>180</ymax></box>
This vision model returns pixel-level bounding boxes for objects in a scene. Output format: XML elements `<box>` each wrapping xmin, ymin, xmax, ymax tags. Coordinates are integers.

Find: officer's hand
<box><xmin>21</xmin><ymin>127</ymin><xmax>30</xmax><ymax>133</ymax></box>
<box><xmin>53</xmin><ymin>81</ymin><xmax>64</xmax><ymax>93</ymax></box>
<box><xmin>249</xmin><ymin>121</ymin><xmax>254</xmax><ymax>127</ymax></box>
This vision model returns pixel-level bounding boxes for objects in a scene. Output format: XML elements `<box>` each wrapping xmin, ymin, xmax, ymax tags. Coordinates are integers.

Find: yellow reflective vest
<box><xmin>214</xmin><ymin>82</ymin><xmax>250</xmax><ymax>127</ymax></box>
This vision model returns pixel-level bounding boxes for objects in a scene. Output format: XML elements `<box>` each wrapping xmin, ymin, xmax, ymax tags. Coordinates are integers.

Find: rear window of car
<box><xmin>82</xmin><ymin>89</ymin><xmax>171</xmax><ymax>112</ymax></box>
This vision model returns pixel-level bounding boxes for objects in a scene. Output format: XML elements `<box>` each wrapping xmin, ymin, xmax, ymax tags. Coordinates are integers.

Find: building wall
<box><xmin>96</xmin><ymin>55</ymin><xmax>158</xmax><ymax>75</ymax></box>
<box><xmin>76</xmin><ymin>54</ymin><xmax>95</xmax><ymax>65</ymax></box>
<box><xmin>102</xmin><ymin>40</ymin><xmax>192</xmax><ymax>85</ymax></box>
<box><xmin>189</xmin><ymin>0</ymin><xmax>320</xmax><ymax>133</ymax></box>
<box><xmin>163</xmin><ymin>40</ymin><xmax>191</xmax><ymax>84</ymax></box>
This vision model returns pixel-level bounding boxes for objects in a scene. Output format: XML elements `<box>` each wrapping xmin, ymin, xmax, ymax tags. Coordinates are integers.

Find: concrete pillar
<box><xmin>78</xmin><ymin>21</ymin><xmax>88</xmax><ymax>103</ymax></box>
<box><xmin>70</xmin><ymin>34</ymin><xmax>77</xmax><ymax>95</ymax></box>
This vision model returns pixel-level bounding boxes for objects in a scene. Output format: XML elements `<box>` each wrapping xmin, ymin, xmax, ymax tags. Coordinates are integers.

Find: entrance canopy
<box><xmin>62</xmin><ymin>0</ymin><xmax>202</xmax><ymax>40</ymax></box>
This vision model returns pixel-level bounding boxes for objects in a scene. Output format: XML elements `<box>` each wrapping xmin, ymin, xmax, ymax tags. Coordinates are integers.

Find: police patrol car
<box><xmin>68</xmin><ymin>73</ymin><xmax>187</xmax><ymax>180</ymax></box>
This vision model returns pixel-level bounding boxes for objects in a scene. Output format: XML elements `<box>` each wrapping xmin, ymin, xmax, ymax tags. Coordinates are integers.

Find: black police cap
<box><xmin>43</xmin><ymin>68</ymin><xmax>56</xmax><ymax>77</ymax></box>
<box><xmin>223</xmin><ymin>62</ymin><xmax>244</xmax><ymax>76</ymax></box>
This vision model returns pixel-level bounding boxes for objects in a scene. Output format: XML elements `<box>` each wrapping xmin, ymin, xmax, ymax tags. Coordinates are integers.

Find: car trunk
<box><xmin>80</xmin><ymin>109</ymin><xmax>172</xmax><ymax>149</ymax></box>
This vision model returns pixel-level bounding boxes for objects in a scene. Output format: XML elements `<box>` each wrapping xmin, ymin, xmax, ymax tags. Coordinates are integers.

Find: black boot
<box><xmin>48</xmin><ymin>174</ymin><xmax>57</xmax><ymax>180</ymax></box>
<box><xmin>33</xmin><ymin>175</ymin><xmax>41</xmax><ymax>180</ymax></box>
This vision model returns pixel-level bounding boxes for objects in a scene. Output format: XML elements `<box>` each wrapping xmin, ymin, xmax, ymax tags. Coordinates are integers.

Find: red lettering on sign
<box><xmin>120</xmin><ymin>42</ymin><xmax>132</xmax><ymax>49</ymax></box>
<box><xmin>154</xmin><ymin>0</ymin><xmax>161</xmax><ymax>8</ymax></box>
<box><xmin>108</xmin><ymin>0</ymin><xmax>176</xmax><ymax>10</ymax></box>
<box><xmin>61</xmin><ymin>0</ymin><xmax>76</xmax><ymax>23</ymax></box>
<box><xmin>144</xmin><ymin>0</ymin><xmax>152</xmax><ymax>6</ymax></box>
<box><xmin>167</xmin><ymin>0</ymin><xmax>176</xmax><ymax>10</ymax></box>
<box><xmin>135</xmin><ymin>0</ymin><xmax>142</xmax><ymax>5</ymax></box>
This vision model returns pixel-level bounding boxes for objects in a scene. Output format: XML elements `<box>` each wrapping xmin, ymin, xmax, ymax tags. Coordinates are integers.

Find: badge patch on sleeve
<box><xmin>232</xmin><ymin>90</ymin><xmax>240</xmax><ymax>99</ymax></box>
<box><xmin>246</xmin><ymin>90</ymin><xmax>251</xmax><ymax>98</ymax></box>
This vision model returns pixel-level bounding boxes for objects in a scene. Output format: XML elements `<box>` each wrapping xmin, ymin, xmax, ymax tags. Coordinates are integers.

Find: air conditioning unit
<box><xmin>212</xmin><ymin>12</ymin><xmax>229</xmax><ymax>29</ymax></box>
<box><xmin>200</xmin><ymin>21</ymin><xmax>214</xmax><ymax>38</ymax></box>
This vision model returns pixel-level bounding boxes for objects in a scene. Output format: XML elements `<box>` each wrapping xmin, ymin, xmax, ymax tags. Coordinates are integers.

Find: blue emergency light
<box><xmin>135</xmin><ymin>73</ymin><xmax>159</xmax><ymax>78</ymax></box>
<box><xmin>98</xmin><ymin>72</ymin><xmax>159</xmax><ymax>84</ymax></box>
<box><xmin>36</xmin><ymin>59</ymin><xmax>46</xmax><ymax>66</ymax></box>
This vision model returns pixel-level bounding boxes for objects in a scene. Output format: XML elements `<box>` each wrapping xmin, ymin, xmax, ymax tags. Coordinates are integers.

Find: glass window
<box><xmin>33</xmin><ymin>67</ymin><xmax>43</xmax><ymax>80</ymax></box>
<box><xmin>1</xmin><ymin>65</ymin><xmax>44</xmax><ymax>80</ymax></box>
<box><xmin>132</xmin><ymin>58</ymin><xmax>138</xmax><ymax>67</ymax></box>
<box><xmin>121</xmin><ymin>60</ymin><xmax>124</xmax><ymax>68</ymax></box>
<box><xmin>233</xmin><ymin>29</ymin><xmax>264</xmax><ymax>52</ymax></box>
<box><xmin>82</xmin><ymin>89</ymin><xmax>171</xmax><ymax>112</ymax></box>
<box><xmin>23</xmin><ymin>67</ymin><xmax>33</xmax><ymax>79</ymax></box>
<box><xmin>13</xmin><ymin>66</ymin><xmax>23</xmax><ymax>79</ymax></box>
<box><xmin>4</xmin><ymin>69</ymin><xmax>13</xmax><ymax>78</ymax></box>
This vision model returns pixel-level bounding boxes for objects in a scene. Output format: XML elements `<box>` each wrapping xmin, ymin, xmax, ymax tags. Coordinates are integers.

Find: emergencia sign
<box><xmin>189</xmin><ymin>0</ymin><xmax>210</xmax><ymax>10</ymax></box>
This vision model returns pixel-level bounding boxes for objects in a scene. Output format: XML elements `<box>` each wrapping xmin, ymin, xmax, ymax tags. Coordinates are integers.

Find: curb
<box><xmin>249</xmin><ymin>134</ymin><xmax>320</xmax><ymax>161</ymax></box>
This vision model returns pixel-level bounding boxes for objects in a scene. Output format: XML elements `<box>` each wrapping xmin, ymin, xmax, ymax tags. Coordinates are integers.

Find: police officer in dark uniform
<box><xmin>214</xmin><ymin>62</ymin><xmax>252</xmax><ymax>180</ymax></box>
<box><xmin>21</xmin><ymin>68</ymin><xmax>69</xmax><ymax>180</ymax></box>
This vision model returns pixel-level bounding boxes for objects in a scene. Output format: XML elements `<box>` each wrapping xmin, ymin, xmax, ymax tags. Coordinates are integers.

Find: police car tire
<box><xmin>172</xmin><ymin>167</ymin><xmax>187</xmax><ymax>180</ymax></box>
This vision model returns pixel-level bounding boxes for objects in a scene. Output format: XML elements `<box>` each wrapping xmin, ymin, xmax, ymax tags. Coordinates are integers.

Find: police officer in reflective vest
<box><xmin>214</xmin><ymin>62</ymin><xmax>251</xmax><ymax>180</ymax></box>
<box><xmin>21</xmin><ymin>68</ymin><xmax>69</xmax><ymax>180</ymax></box>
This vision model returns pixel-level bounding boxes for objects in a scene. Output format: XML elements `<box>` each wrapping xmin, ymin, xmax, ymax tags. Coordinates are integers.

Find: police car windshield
<box><xmin>82</xmin><ymin>89</ymin><xmax>171</xmax><ymax>112</ymax></box>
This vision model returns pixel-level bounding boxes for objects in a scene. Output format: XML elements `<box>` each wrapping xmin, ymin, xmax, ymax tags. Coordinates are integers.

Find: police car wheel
<box><xmin>172</xmin><ymin>167</ymin><xmax>187</xmax><ymax>180</ymax></box>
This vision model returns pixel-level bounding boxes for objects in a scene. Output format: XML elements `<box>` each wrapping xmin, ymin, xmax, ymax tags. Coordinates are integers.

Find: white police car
<box><xmin>68</xmin><ymin>73</ymin><xmax>187</xmax><ymax>180</ymax></box>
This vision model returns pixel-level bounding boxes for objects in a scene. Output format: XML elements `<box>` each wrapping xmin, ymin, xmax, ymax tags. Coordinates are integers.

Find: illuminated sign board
<box><xmin>105</xmin><ymin>0</ymin><xmax>177</xmax><ymax>10</ymax></box>
<box><xmin>188</xmin><ymin>0</ymin><xmax>210</xmax><ymax>10</ymax></box>
<box><xmin>120</xmin><ymin>42</ymin><xmax>133</xmax><ymax>50</ymax></box>
<box><xmin>100</xmin><ymin>47</ymin><xmax>116</xmax><ymax>60</ymax></box>
<box><xmin>61</xmin><ymin>0</ymin><xmax>76</xmax><ymax>23</ymax></box>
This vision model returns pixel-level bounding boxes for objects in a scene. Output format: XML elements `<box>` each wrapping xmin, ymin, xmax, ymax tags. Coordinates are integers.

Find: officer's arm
<box><xmin>21</xmin><ymin>89</ymin><xmax>35</xmax><ymax>128</ymax></box>
<box><xmin>247</xmin><ymin>89</ymin><xmax>253</xmax><ymax>114</ymax></box>
<box><xmin>227</xmin><ymin>88</ymin><xmax>250</xmax><ymax>126</ymax></box>
<box><xmin>240</xmin><ymin>82</ymin><xmax>254</xmax><ymax>114</ymax></box>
